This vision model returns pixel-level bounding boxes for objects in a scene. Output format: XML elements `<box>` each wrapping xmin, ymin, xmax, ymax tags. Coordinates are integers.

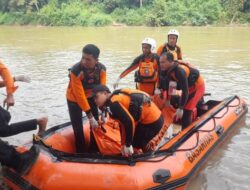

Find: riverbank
<box><xmin>1</xmin><ymin>13</ymin><xmax>249</xmax><ymax>27</ymax></box>
<box><xmin>0</xmin><ymin>0</ymin><xmax>249</xmax><ymax>27</ymax></box>
<box><xmin>0</xmin><ymin>22</ymin><xmax>250</xmax><ymax>28</ymax></box>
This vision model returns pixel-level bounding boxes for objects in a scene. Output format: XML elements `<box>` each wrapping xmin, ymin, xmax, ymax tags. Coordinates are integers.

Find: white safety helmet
<box><xmin>141</xmin><ymin>37</ymin><xmax>157</xmax><ymax>52</ymax></box>
<box><xmin>168</xmin><ymin>29</ymin><xmax>179</xmax><ymax>38</ymax></box>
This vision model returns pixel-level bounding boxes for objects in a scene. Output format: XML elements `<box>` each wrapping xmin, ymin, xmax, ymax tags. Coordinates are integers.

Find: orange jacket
<box><xmin>157</xmin><ymin>44</ymin><xmax>182</xmax><ymax>60</ymax></box>
<box><xmin>66</xmin><ymin>62</ymin><xmax>106</xmax><ymax>112</ymax></box>
<box><xmin>119</xmin><ymin>53</ymin><xmax>159</xmax><ymax>80</ymax></box>
<box><xmin>107</xmin><ymin>88</ymin><xmax>162</xmax><ymax>146</ymax></box>
<box><xmin>165</xmin><ymin>61</ymin><xmax>204</xmax><ymax>108</ymax></box>
<box><xmin>169</xmin><ymin>61</ymin><xmax>204</xmax><ymax>87</ymax></box>
<box><xmin>0</xmin><ymin>60</ymin><xmax>17</xmax><ymax>95</ymax></box>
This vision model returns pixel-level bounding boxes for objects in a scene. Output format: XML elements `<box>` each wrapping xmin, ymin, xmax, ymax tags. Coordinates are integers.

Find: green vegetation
<box><xmin>0</xmin><ymin>0</ymin><xmax>249</xmax><ymax>26</ymax></box>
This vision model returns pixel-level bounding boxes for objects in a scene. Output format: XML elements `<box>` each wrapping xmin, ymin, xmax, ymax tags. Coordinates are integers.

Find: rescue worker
<box><xmin>157</xmin><ymin>29</ymin><xmax>182</xmax><ymax>60</ymax></box>
<box><xmin>92</xmin><ymin>85</ymin><xmax>168</xmax><ymax>156</ymax></box>
<box><xmin>159</xmin><ymin>52</ymin><xmax>205</xmax><ymax>129</ymax></box>
<box><xmin>66</xmin><ymin>44</ymin><xmax>106</xmax><ymax>153</ymax></box>
<box><xmin>0</xmin><ymin>61</ymin><xmax>47</xmax><ymax>175</ymax></box>
<box><xmin>113</xmin><ymin>38</ymin><xmax>160</xmax><ymax>96</ymax></box>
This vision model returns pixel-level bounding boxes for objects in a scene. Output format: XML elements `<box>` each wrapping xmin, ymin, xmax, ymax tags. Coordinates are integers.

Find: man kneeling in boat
<box><xmin>92</xmin><ymin>85</ymin><xmax>168</xmax><ymax>156</ymax></box>
<box><xmin>159</xmin><ymin>52</ymin><xmax>205</xmax><ymax>130</ymax></box>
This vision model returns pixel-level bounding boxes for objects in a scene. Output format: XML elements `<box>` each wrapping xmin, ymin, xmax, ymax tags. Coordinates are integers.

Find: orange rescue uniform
<box><xmin>157</xmin><ymin>44</ymin><xmax>182</xmax><ymax>60</ymax></box>
<box><xmin>119</xmin><ymin>54</ymin><xmax>160</xmax><ymax>95</ymax></box>
<box><xmin>0</xmin><ymin>60</ymin><xmax>17</xmax><ymax>95</ymax></box>
<box><xmin>66</xmin><ymin>62</ymin><xmax>106</xmax><ymax>113</ymax></box>
<box><xmin>66</xmin><ymin>62</ymin><xmax>106</xmax><ymax>153</ymax></box>
<box><xmin>104</xmin><ymin>88</ymin><xmax>165</xmax><ymax>151</ymax></box>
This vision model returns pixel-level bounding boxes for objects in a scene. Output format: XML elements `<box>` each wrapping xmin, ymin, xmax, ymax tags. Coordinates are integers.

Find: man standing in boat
<box><xmin>92</xmin><ymin>85</ymin><xmax>168</xmax><ymax>156</ymax></box>
<box><xmin>157</xmin><ymin>29</ymin><xmax>182</xmax><ymax>60</ymax></box>
<box><xmin>113</xmin><ymin>38</ymin><xmax>160</xmax><ymax>96</ymax></box>
<box><xmin>159</xmin><ymin>52</ymin><xmax>205</xmax><ymax>129</ymax></box>
<box><xmin>0</xmin><ymin>60</ymin><xmax>47</xmax><ymax>175</ymax></box>
<box><xmin>66</xmin><ymin>44</ymin><xmax>106</xmax><ymax>153</ymax></box>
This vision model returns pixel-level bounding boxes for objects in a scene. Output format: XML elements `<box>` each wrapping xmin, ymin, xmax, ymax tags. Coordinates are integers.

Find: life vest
<box><xmin>135</xmin><ymin>56</ymin><xmax>158</xmax><ymax>83</ymax></box>
<box><xmin>158</xmin><ymin>44</ymin><xmax>180</xmax><ymax>60</ymax></box>
<box><xmin>70</xmin><ymin>62</ymin><xmax>105</xmax><ymax>97</ymax></box>
<box><xmin>106</xmin><ymin>89</ymin><xmax>151</xmax><ymax>122</ymax></box>
<box><xmin>164</xmin><ymin>61</ymin><xmax>200</xmax><ymax>103</ymax></box>
<box><xmin>167</xmin><ymin>61</ymin><xmax>200</xmax><ymax>88</ymax></box>
<box><xmin>81</xmin><ymin>64</ymin><xmax>103</xmax><ymax>90</ymax></box>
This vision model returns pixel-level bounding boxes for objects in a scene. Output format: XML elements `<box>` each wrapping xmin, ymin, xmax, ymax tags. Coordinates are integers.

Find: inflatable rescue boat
<box><xmin>3</xmin><ymin>95</ymin><xmax>248</xmax><ymax>190</ymax></box>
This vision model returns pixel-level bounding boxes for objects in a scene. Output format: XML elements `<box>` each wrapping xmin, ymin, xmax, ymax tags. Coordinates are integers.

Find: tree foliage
<box><xmin>0</xmin><ymin>0</ymin><xmax>249</xmax><ymax>26</ymax></box>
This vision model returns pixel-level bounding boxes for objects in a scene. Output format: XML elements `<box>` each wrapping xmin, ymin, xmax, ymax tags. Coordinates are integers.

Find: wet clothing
<box><xmin>132</xmin><ymin>116</ymin><xmax>164</xmax><ymax>149</ymax></box>
<box><xmin>0</xmin><ymin>139</ymin><xmax>22</xmax><ymax>169</ymax></box>
<box><xmin>66</xmin><ymin>62</ymin><xmax>106</xmax><ymax>153</ymax></box>
<box><xmin>0</xmin><ymin>118</ymin><xmax>38</xmax><ymax>168</ymax></box>
<box><xmin>161</xmin><ymin>61</ymin><xmax>205</xmax><ymax>128</ymax></box>
<box><xmin>157</xmin><ymin>44</ymin><xmax>182</xmax><ymax>60</ymax></box>
<box><xmin>0</xmin><ymin>106</ymin><xmax>37</xmax><ymax>137</ymax></box>
<box><xmin>119</xmin><ymin>54</ymin><xmax>160</xmax><ymax>95</ymax></box>
<box><xmin>67</xmin><ymin>98</ymin><xmax>98</xmax><ymax>153</ymax></box>
<box><xmin>104</xmin><ymin>88</ymin><xmax>163</xmax><ymax>149</ymax></box>
<box><xmin>0</xmin><ymin>106</ymin><xmax>38</xmax><ymax>170</ymax></box>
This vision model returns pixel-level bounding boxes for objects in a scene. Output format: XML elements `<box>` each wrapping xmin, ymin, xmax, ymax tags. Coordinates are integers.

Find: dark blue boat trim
<box><xmin>3</xmin><ymin>168</ymin><xmax>39</xmax><ymax>190</ymax></box>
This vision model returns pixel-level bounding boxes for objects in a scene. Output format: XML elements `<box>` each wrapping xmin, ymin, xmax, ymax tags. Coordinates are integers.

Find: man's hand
<box><xmin>100</xmin><ymin>112</ymin><xmax>107</xmax><ymax>124</ymax></box>
<box><xmin>154</xmin><ymin>88</ymin><xmax>161</xmax><ymax>95</ymax></box>
<box><xmin>113</xmin><ymin>77</ymin><xmax>120</xmax><ymax>89</ymax></box>
<box><xmin>89</xmin><ymin>117</ymin><xmax>100</xmax><ymax>129</ymax></box>
<box><xmin>3</xmin><ymin>94</ymin><xmax>15</xmax><ymax>110</ymax></box>
<box><xmin>121</xmin><ymin>145</ymin><xmax>134</xmax><ymax>157</ymax></box>
<box><xmin>175</xmin><ymin>108</ymin><xmax>184</xmax><ymax>121</ymax></box>
<box><xmin>14</xmin><ymin>75</ymin><xmax>31</xmax><ymax>83</ymax></box>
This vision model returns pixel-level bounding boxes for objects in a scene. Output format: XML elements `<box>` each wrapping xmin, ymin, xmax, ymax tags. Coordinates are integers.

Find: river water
<box><xmin>0</xmin><ymin>26</ymin><xmax>249</xmax><ymax>189</ymax></box>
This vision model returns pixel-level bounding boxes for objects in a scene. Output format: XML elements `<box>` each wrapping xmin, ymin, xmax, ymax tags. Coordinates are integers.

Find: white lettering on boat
<box><xmin>185</xmin><ymin>133</ymin><xmax>214</xmax><ymax>164</ymax></box>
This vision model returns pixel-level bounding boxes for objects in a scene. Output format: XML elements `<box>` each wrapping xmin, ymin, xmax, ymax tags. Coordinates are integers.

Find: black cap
<box><xmin>92</xmin><ymin>85</ymin><xmax>111</xmax><ymax>97</ymax></box>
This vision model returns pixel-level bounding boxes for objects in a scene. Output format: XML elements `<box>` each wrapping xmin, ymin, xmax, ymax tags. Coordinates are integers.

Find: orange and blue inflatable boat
<box><xmin>3</xmin><ymin>95</ymin><xmax>248</xmax><ymax>190</ymax></box>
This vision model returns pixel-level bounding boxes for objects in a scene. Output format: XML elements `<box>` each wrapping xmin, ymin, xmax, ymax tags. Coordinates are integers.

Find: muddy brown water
<box><xmin>0</xmin><ymin>26</ymin><xmax>249</xmax><ymax>189</ymax></box>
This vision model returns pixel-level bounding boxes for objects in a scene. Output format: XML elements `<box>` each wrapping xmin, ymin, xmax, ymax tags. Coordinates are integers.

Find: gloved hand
<box><xmin>100</xmin><ymin>112</ymin><xmax>107</xmax><ymax>124</ymax></box>
<box><xmin>89</xmin><ymin>117</ymin><xmax>100</xmax><ymax>129</ymax></box>
<box><xmin>113</xmin><ymin>77</ymin><xmax>120</xmax><ymax>89</ymax></box>
<box><xmin>121</xmin><ymin>145</ymin><xmax>134</xmax><ymax>157</ymax></box>
<box><xmin>154</xmin><ymin>88</ymin><xmax>161</xmax><ymax>95</ymax></box>
<box><xmin>165</xmin><ymin>100</ymin><xmax>171</xmax><ymax>107</ymax></box>
<box><xmin>175</xmin><ymin>108</ymin><xmax>184</xmax><ymax>121</ymax></box>
<box><xmin>14</xmin><ymin>75</ymin><xmax>31</xmax><ymax>83</ymax></box>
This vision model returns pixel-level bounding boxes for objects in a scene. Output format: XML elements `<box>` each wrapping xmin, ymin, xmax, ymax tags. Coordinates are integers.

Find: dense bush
<box><xmin>0</xmin><ymin>0</ymin><xmax>249</xmax><ymax>26</ymax></box>
<box><xmin>145</xmin><ymin>0</ymin><xmax>222</xmax><ymax>26</ymax></box>
<box><xmin>112</xmin><ymin>8</ymin><xmax>147</xmax><ymax>26</ymax></box>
